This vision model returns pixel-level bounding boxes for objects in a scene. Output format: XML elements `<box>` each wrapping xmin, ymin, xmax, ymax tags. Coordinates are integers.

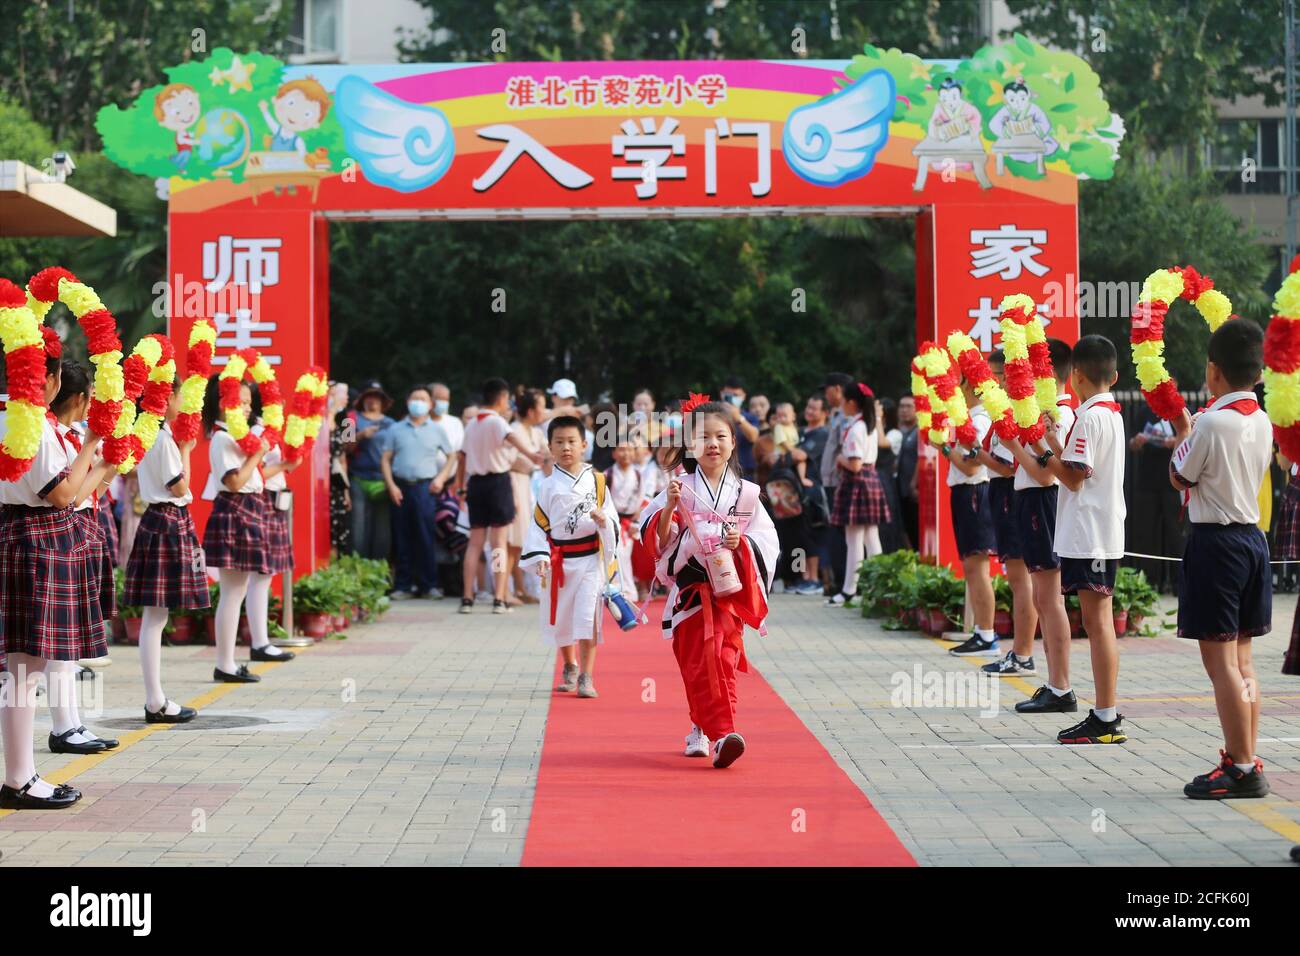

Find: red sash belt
<box><xmin>547</xmin><ymin>535</ymin><xmax>599</xmax><ymax>626</ymax></box>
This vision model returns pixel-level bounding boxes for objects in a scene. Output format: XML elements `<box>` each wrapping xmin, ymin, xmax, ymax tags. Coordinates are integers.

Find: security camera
<box><xmin>50</xmin><ymin>151</ymin><xmax>76</xmax><ymax>182</ymax></box>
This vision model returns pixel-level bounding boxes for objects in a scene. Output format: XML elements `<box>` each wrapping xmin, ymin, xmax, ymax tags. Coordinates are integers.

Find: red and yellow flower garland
<box><xmin>218</xmin><ymin>348</ymin><xmax>283</xmax><ymax>455</ymax></box>
<box><xmin>947</xmin><ymin>331</ymin><xmax>1018</xmax><ymax>440</ymax></box>
<box><xmin>1264</xmin><ymin>259</ymin><xmax>1300</xmax><ymax>462</ymax></box>
<box><xmin>0</xmin><ymin>278</ymin><xmax>48</xmax><ymax>480</ymax></box>
<box><xmin>123</xmin><ymin>333</ymin><xmax>176</xmax><ymax>472</ymax></box>
<box><xmin>283</xmin><ymin>366</ymin><xmax>329</xmax><ymax>462</ymax></box>
<box><xmin>919</xmin><ymin>340</ymin><xmax>974</xmax><ymax>445</ymax></box>
<box><xmin>25</xmin><ymin>267</ymin><xmax>130</xmax><ymax>464</ymax></box>
<box><xmin>997</xmin><ymin>294</ymin><xmax>1046</xmax><ymax>443</ymax></box>
<box><xmin>1130</xmin><ymin>265</ymin><xmax>1233</xmax><ymax>420</ymax></box>
<box><xmin>172</xmin><ymin>320</ymin><xmax>216</xmax><ymax>443</ymax></box>
<box><xmin>911</xmin><ymin>356</ymin><xmax>934</xmax><ymax>434</ymax></box>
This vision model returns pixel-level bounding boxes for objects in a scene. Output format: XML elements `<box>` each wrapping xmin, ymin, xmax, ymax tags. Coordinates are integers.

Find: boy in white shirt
<box><xmin>1002</xmin><ymin>340</ymin><xmax>1081</xmax><ymax>710</ymax></box>
<box><xmin>1170</xmin><ymin>320</ymin><xmax>1273</xmax><ymax>798</ymax></box>
<box><xmin>1030</xmin><ymin>335</ymin><xmax>1127</xmax><ymax>745</ymax></box>
<box><xmin>931</xmin><ymin>378</ymin><xmax>999</xmax><ymax>657</ymax></box>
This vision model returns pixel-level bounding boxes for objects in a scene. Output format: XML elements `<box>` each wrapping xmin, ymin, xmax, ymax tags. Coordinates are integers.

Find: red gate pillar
<box><xmin>915</xmin><ymin>195</ymin><xmax>1080</xmax><ymax>572</ymax></box>
<box><xmin>168</xmin><ymin>206</ymin><xmax>331</xmax><ymax>578</ymax></box>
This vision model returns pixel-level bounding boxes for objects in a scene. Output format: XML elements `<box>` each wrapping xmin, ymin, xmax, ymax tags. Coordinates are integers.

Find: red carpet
<box><xmin>521</xmin><ymin>602</ymin><xmax>916</xmax><ymax>866</ymax></box>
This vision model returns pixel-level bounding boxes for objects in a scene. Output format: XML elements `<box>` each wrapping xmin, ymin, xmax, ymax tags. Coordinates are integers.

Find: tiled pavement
<box><xmin>1</xmin><ymin>592</ymin><xmax>1297</xmax><ymax>866</ymax></box>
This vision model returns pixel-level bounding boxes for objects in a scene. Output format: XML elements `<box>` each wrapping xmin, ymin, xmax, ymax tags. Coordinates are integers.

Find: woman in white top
<box><xmin>827</xmin><ymin>382</ymin><xmax>890</xmax><ymax>605</ymax></box>
<box><xmin>0</xmin><ymin>332</ymin><xmax>106</xmax><ymax>810</ymax></box>
<box><xmin>123</xmin><ymin>377</ymin><xmax>210</xmax><ymax>722</ymax></box>
<box><xmin>506</xmin><ymin>389</ymin><xmax>547</xmax><ymax>605</ymax></box>
<box><xmin>46</xmin><ymin>360</ymin><xmax>119</xmax><ymax>756</ymax></box>
<box><xmin>199</xmin><ymin>376</ymin><xmax>292</xmax><ymax>683</ymax></box>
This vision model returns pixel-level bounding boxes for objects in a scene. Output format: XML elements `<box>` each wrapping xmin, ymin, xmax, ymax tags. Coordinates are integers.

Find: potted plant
<box><xmin>992</xmin><ymin>574</ymin><xmax>1013</xmax><ymax>639</ymax></box>
<box><xmin>857</xmin><ymin>550</ymin><xmax>919</xmax><ymax>621</ymax></box>
<box><xmin>293</xmin><ymin>571</ymin><xmax>337</xmax><ymax>640</ymax></box>
<box><xmin>1113</xmin><ymin>567</ymin><xmax>1159</xmax><ymax>637</ymax></box>
<box><xmin>164</xmin><ymin>614</ymin><xmax>197</xmax><ymax>646</ymax></box>
<box><xmin>117</xmin><ymin>603</ymin><xmax>144</xmax><ymax>645</ymax></box>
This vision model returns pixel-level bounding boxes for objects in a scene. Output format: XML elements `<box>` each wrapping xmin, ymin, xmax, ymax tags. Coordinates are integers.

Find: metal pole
<box><xmin>1287</xmin><ymin>0</ymin><xmax>1296</xmax><ymax>265</ymax></box>
<box><xmin>275</xmin><ymin>492</ymin><xmax>312</xmax><ymax>648</ymax></box>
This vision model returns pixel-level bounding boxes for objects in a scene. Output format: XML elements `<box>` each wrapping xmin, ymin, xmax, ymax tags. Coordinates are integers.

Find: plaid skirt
<box><xmin>202</xmin><ymin>491</ymin><xmax>274</xmax><ymax>574</ymax></box>
<box><xmin>1276</xmin><ymin>475</ymin><xmax>1300</xmax><ymax>561</ymax></box>
<box><xmin>0</xmin><ymin>505</ymin><xmax>108</xmax><ymax>666</ymax></box>
<box><xmin>263</xmin><ymin>491</ymin><xmax>294</xmax><ymax>573</ymax></box>
<box><xmin>830</xmin><ymin>465</ymin><xmax>891</xmax><ymax>528</ymax></box>
<box><xmin>73</xmin><ymin>508</ymin><xmax>116</xmax><ymax>621</ymax></box>
<box><xmin>124</xmin><ymin>504</ymin><xmax>212</xmax><ymax>610</ymax></box>
<box><xmin>97</xmin><ymin>494</ymin><xmax>119</xmax><ymax>567</ymax></box>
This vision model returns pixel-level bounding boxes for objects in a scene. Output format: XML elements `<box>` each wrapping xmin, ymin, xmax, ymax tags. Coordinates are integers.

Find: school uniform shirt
<box><xmin>946</xmin><ymin>404</ymin><xmax>992</xmax><ymax>487</ymax></box>
<box><xmin>0</xmin><ymin>416</ymin><xmax>69</xmax><ymax>507</ymax></box>
<box><xmin>463</xmin><ymin>410</ymin><xmax>517</xmax><ymax>476</ymax></box>
<box><xmin>54</xmin><ymin>423</ymin><xmax>96</xmax><ymax>512</ymax></box>
<box><xmin>840</xmin><ymin>415</ymin><xmax>879</xmax><ymax>465</ymax></box>
<box><xmin>519</xmin><ymin>464</ymin><xmax>621</xmax><ymax>646</ymax></box>
<box><xmin>138</xmin><ymin>424</ymin><xmax>192</xmax><ymax>506</ymax></box>
<box><xmin>1013</xmin><ymin>397</ymin><xmax>1076</xmax><ymax>491</ymax></box>
<box><xmin>202</xmin><ymin>424</ymin><xmax>264</xmax><ymax>499</ymax></box>
<box><xmin>1055</xmin><ymin>392</ymin><xmax>1126</xmax><ymax>559</ymax></box>
<box><xmin>1171</xmin><ymin>390</ymin><xmax>1272</xmax><ymax>525</ymax></box>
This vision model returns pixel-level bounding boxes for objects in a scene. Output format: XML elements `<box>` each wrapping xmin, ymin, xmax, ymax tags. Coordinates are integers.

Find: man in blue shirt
<box><xmin>381</xmin><ymin>386</ymin><xmax>460</xmax><ymax>599</ymax></box>
<box><xmin>719</xmin><ymin>377</ymin><xmax>761</xmax><ymax>480</ymax></box>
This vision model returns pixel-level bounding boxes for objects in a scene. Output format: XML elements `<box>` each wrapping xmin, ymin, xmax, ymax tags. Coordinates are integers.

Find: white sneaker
<box><xmin>684</xmin><ymin>724</ymin><xmax>710</xmax><ymax>757</ymax></box>
<box><xmin>713</xmin><ymin>732</ymin><xmax>746</xmax><ymax>768</ymax></box>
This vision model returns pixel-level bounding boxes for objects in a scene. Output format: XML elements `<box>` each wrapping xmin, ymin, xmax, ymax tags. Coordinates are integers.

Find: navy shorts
<box><xmin>1015</xmin><ymin>485</ymin><xmax>1060</xmax><ymax>573</ymax></box>
<box><xmin>950</xmin><ymin>483</ymin><xmax>996</xmax><ymax>559</ymax></box>
<box><xmin>1060</xmin><ymin>557</ymin><xmax>1118</xmax><ymax>596</ymax></box>
<box><xmin>466</xmin><ymin>472</ymin><xmax>516</xmax><ymax>529</ymax></box>
<box><xmin>1177</xmin><ymin>523</ymin><xmax>1271</xmax><ymax>642</ymax></box>
<box><xmin>987</xmin><ymin>477</ymin><xmax>1021</xmax><ymax>562</ymax></box>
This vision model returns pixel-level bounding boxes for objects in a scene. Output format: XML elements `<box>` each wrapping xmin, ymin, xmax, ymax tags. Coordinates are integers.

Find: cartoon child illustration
<box><xmin>927</xmin><ymin>76</ymin><xmax>983</xmax><ymax>143</ymax></box>
<box><xmin>258</xmin><ymin>78</ymin><xmax>332</xmax><ymax>157</ymax></box>
<box><xmin>154</xmin><ymin>83</ymin><xmax>201</xmax><ymax>170</ymax></box>
<box><xmin>990</xmin><ymin>78</ymin><xmax>1059</xmax><ymax>163</ymax></box>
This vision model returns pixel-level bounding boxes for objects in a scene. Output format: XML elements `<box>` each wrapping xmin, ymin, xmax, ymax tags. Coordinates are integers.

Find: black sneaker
<box><xmin>1014</xmin><ymin>685</ymin><xmax>1078</xmax><ymax>714</ymax></box>
<box><xmin>1184</xmin><ymin>752</ymin><xmax>1270</xmax><ymax>800</ymax></box>
<box><xmin>981</xmin><ymin>650</ymin><xmax>1036</xmax><ymax>676</ymax></box>
<box><xmin>1058</xmin><ymin>709</ymin><xmax>1127</xmax><ymax>745</ymax></box>
<box><xmin>458</xmin><ymin>599</ymin><xmax>473</xmax><ymax>614</ymax></box>
<box><xmin>948</xmin><ymin>633</ymin><xmax>1000</xmax><ymax>657</ymax></box>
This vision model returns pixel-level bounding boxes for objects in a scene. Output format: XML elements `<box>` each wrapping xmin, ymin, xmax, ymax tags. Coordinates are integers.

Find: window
<box><xmin>287</xmin><ymin>0</ymin><xmax>340</xmax><ymax>63</ymax></box>
<box><xmin>1206</xmin><ymin>118</ymin><xmax>1287</xmax><ymax>194</ymax></box>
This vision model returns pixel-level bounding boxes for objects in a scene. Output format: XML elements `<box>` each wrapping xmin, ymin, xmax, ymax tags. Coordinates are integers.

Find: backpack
<box><xmin>764</xmin><ymin>462</ymin><xmax>805</xmax><ymax>520</ymax></box>
<box><xmin>433</xmin><ymin>491</ymin><xmax>468</xmax><ymax>559</ymax></box>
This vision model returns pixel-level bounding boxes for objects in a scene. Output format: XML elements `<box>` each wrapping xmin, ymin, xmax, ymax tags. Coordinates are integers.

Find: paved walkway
<box><xmin>1</xmin><ymin>592</ymin><xmax>1297</xmax><ymax>866</ymax></box>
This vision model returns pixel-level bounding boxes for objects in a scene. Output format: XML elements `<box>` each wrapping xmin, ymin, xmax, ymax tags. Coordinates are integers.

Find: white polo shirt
<box><xmin>1054</xmin><ymin>392</ymin><xmax>1126</xmax><ymax>559</ymax></box>
<box><xmin>462</xmin><ymin>409</ymin><xmax>517</xmax><ymax>476</ymax></box>
<box><xmin>0</xmin><ymin>415</ymin><xmax>69</xmax><ymax>508</ymax></box>
<box><xmin>202</xmin><ymin>424</ymin><xmax>263</xmax><ymax>498</ymax></box>
<box><xmin>139</xmin><ymin>424</ymin><xmax>193</xmax><ymax>506</ymax></box>
<box><xmin>1172</xmin><ymin>390</ymin><xmax>1271</xmax><ymax>525</ymax></box>
<box><xmin>947</xmin><ymin>404</ymin><xmax>991</xmax><ymax>487</ymax></box>
<box><xmin>1015</xmin><ymin>395</ymin><xmax>1075</xmax><ymax>491</ymax></box>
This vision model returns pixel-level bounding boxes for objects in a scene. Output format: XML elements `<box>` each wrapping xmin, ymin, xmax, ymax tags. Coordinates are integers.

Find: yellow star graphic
<box><xmin>224</xmin><ymin>55</ymin><xmax>257</xmax><ymax>92</ymax></box>
<box><xmin>987</xmin><ymin>87</ymin><xmax>1004</xmax><ymax>107</ymax></box>
<box><xmin>1001</xmin><ymin>60</ymin><xmax>1025</xmax><ymax>82</ymax></box>
<box><xmin>1055</xmin><ymin>125</ymin><xmax>1078</xmax><ymax>150</ymax></box>
<box><xmin>910</xmin><ymin>59</ymin><xmax>932</xmax><ymax>81</ymax></box>
<box><xmin>1044</xmin><ymin>65</ymin><xmax>1068</xmax><ymax>85</ymax></box>
<box><xmin>1077</xmin><ymin>114</ymin><xmax>1097</xmax><ymax>134</ymax></box>
<box><xmin>209</xmin><ymin>65</ymin><xmax>225</xmax><ymax>86</ymax></box>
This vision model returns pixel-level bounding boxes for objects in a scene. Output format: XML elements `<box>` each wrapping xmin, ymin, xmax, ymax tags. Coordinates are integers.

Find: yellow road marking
<box><xmin>0</xmin><ymin>653</ymin><xmax>299</xmax><ymax>818</ymax></box>
<box><xmin>1228</xmin><ymin>800</ymin><xmax>1300</xmax><ymax>844</ymax></box>
<box><xmin>926</xmin><ymin>636</ymin><xmax>1038</xmax><ymax>699</ymax></box>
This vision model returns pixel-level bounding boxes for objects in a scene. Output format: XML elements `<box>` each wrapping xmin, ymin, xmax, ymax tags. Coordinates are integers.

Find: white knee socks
<box><xmin>46</xmin><ymin>659</ymin><xmax>86</xmax><ymax>739</ymax></box>
<box><xmin>1</xmin><ymin>653</ymin><xmax>55</xmax><ymax>797</ymax></box>
<box><xmin>842</xmin><ymin>525</ymin><xmax>866</xmax><ymax>596</ymax></box>
<box><xmin>215</xmin><ymin>569</ymin><xmax>251</xmax><ymax>673</ymax></box>
<box><xmin>245</xmin><ymin>573</ymin><xmax>273</xmax><ymax>650</ymax></box>
<box><xmin>139</xmin><ymin>605</ymin><xmax>173</xmax><ymax>713</ymax></box>
<box><xmin>864</xmin><ymin>524</ymin><xmax>882</xmax><ymax>559</ymax></box>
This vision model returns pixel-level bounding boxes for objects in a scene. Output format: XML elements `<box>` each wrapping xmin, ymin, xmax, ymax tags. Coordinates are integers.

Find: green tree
<box><xmin>0</xmin><ymin>0</ymin><xmax>293</xmax><ymax>151</ymax></box>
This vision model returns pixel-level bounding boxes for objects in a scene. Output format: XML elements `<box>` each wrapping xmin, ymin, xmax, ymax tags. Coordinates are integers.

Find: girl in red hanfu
<box><xmin>640</xmin><ymin>397</ymin><xmax>779</xmax><ymax>769</ymax></box>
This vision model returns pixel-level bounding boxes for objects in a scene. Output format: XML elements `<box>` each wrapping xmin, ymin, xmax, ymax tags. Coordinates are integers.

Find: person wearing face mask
<box><xmin>347</xmin><ymin>380</ymin><xmax>396</xmax><ymax>561</ymax></box>
<box><xmin>381</xmin><ymin>387</ymin><xmax>459</xmax><ymax>600</ymax></box>
<box><xmin>718</xmin><ymin>377</ymin><xmax>760</xmax><ymax>481</ymax></box>
<box><xmin>425</xmin><ymin>381</ymin><xmax>463</xmax><ymax>453</ymax></box>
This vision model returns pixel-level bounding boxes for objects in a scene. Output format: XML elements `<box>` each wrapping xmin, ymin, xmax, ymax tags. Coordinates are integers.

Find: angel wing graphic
<box><xmin>334</xmin><ymin>75</ymin><xmax>455</xmax><ymax>193</ymax></box>
<box><xmin>782</xmin><ymin>68</ymin><xmax>895</xmax><ymax>187</ymax></box>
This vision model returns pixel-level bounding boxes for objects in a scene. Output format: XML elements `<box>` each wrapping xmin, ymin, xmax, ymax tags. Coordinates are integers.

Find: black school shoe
<box><xmin>144</xmin><ymin>700</ymin><xmax>198</xmax><ymax>724</ymax></box>
<box><xmin>213</xmin><ymin>665</ymin><xmax>261</xmax><ymax>683</ymax></box>
<box><xmin>948</xmin><ymin>633</ymin><xmax>1000</xmax><ymax>657</ymax></box>
<box><xmin>1057</xmin><ymin>710</ymin><xmax>1127</xmax><ymax>745</ymax></box>
<box><xmin>250</xmin><ymin>645</ymin><xmax>295</xmax><ymax>662</ymax></box>
<box><xmin>0</xmin><ymin>775</ymin><xmax>81</xmax><ymax>810</ymax></box>
<box><xmin>48</xmin><ymin>726</ymin><xmax>119</xmax><ymax>754</ymax></box>
<box><xmin>1014</xmin><ymin>686</ymin><xmax>1078</xmax><ymax>714</ymax></box>
<box><xmin>1184</xmin><ymin>753</ymin><xmax>1271</xmax><ymax>800</ymax></box>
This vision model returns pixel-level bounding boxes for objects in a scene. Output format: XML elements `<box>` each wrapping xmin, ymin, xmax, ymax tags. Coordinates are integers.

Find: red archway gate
<box><xmin>98</xmin><ymin>39</ymin><xmax>1121</xmax><ymax>572</ymax></box>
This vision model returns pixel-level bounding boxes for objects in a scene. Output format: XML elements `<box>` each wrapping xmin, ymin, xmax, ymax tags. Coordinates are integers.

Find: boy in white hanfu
<box><xmin>520</xmin><ymin>415</ymin><xmax>621</xmax><ymax>699</ymax></box>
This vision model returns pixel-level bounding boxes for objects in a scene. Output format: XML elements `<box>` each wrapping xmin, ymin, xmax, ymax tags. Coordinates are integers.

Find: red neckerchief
<box><xmin>1221</xmin><ymin>397</ymin><xmax>1259</xmax><ymax>415</ymax></box>
<box><xmin>1063</xmin><ymin>397</ymin><xmax>1120</xmax><ymax>447</ymax></box>
<box><xmin>61</xmin><ymin>424</ymin><xmax>101</xmax><ymax>503</ymax></box>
